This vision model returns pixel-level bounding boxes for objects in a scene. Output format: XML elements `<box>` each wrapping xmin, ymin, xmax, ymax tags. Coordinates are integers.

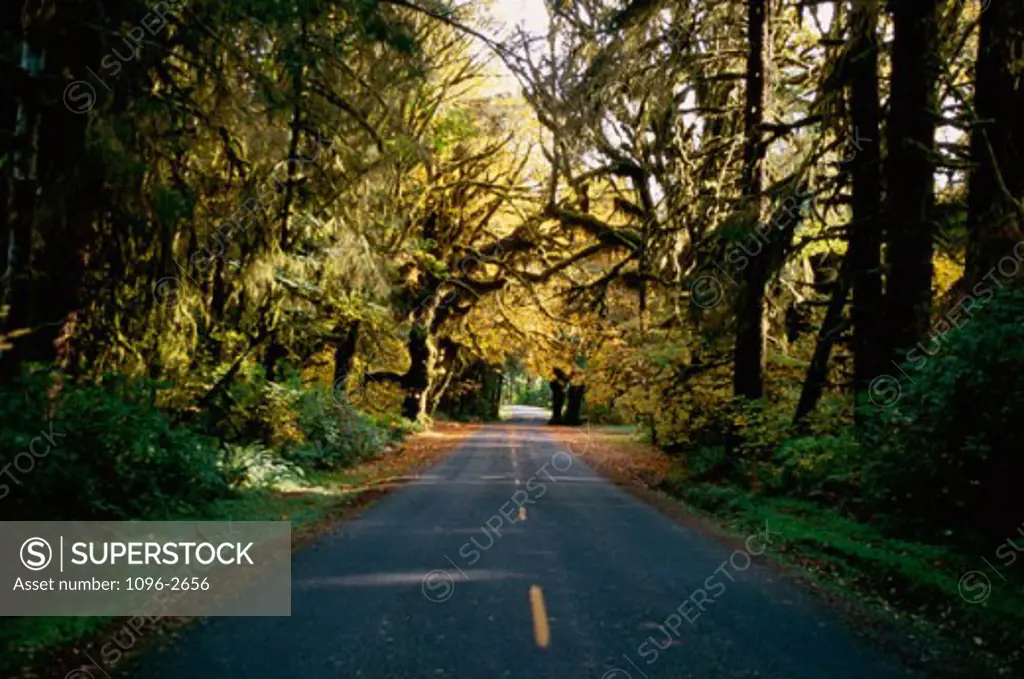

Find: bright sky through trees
<box><xmin>490</xmin><ymin>0</ymin><xmax>550</xmax><ymax>37</ymax></box>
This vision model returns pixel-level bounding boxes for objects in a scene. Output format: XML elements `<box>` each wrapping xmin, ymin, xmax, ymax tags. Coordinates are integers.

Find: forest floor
<box><xmin>546</xmin><ymin>424</ymin><xmax>1024</xmax><ymax>679</ymax></box>
<box><xmin>1</xmin><ymin>422</ymin><xmax>480</xmax><ymax>679</ymax></box>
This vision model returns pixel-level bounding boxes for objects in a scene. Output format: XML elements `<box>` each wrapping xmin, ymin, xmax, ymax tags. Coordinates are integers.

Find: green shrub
<box><xmin>732</xmin><ymin>398</ymin><xmax>795</xmax><ymax>463</ymax></box>
<box><xmin>207</xmin><ymin>366</ymin><xmax>305</xmax><ymax>446</ymax></box>
<box><xmin>369</xmin><ymin>411</ymin><xmax>424</xmax><ymax>442</ymax></box>
<box><xmin>584</xmin><ymin>404</ymin><xmax>627</xmax><ymax>425</ymax></box>
<box><xmin>284</xmin><ymin>388</ymin><xmax>385</xmax><ymax>469</ymax></box>
<box><xmin>771</xmin><ymin>432</ymin><xmax>861</xmax><ymax>504</ymax></box>
<box><xmin>679</xmin><ymin>444</ymin><xmax>729</xmax><ymax>481</ymax></box>
<box><xmin>514</xmin><ymin>387</ymin><xmax>551</xmax><ymax>407</ymax></box>
<box><xmin>863</xmin><ymin>289</ymin><xmax>1024</xmax><ymax>544</ymax></box>
<box><xmin>0</xmin><ymin>374</ymin><xmax>229</xmax><ymax>520</ymax></box>
<box><xmin>220</xmin><ymin>442</ymin><xmax>305</xmax><ymax>489</ymax></box>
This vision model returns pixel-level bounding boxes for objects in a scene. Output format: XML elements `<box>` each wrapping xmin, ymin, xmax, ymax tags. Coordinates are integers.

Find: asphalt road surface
<box><xmin>127</xmin><ymin>406</ymin><xmax>919</xmax><ymax>679</ymax></box>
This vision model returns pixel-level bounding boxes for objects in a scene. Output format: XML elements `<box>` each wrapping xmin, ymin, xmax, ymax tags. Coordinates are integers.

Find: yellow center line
<box><xmin>529</xmin><ymin>585</ymin><xmax>551</xmax><ymax>648</ymax></box>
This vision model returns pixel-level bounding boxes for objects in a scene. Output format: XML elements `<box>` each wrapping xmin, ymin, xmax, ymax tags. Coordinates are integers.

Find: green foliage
<box><xmin>730</xmin><ymin>398</ymin><xmax>794</xmax><ymax>462</ymax></box>
<box><xmin>503</xmin><ymin>363</ymin><xmax>551</xmax><ymax>408</ymax></box>
<box><xmin>0</xmin><ymin>374</ymin><xmax>229</xmax><ymax>520</ymax></box>
<box><xmin>666</xmin><ymin>291</ymin><xmax>1024</xmax><ymax>549</ymax></box>
<box><xmin>512</xmin><ymin>384</ymin><xmax>551</xmax><ymax>407</ymax></box>
<box><xmin>247</xmin><ymin>379</ymin><xmax>306</xmax><ymax>447</ymax></box>
<box><xmin>432</xmin><ymin>107</ymin><xmax>479</xmax><ymax>152</ymax></box>
<box><xmin>368</xmin><ymin>410</ymin><xmax>426</xmax><ymax>442</ymax></box>
<box><xmin>770</xmin><ymin>432</ymin><xmax>861</xmax><ymax>502</ymax></box>
<box><xmin>662</xmin><ymin>445</ymin><xmax>728</xmax><ymax>487</ymax></box>
<box><xmin>583</xmin><ymin>403</ymin><xmax>626</xmax><ymax>424</ymax></box>
<box><xmin>863</xmin><ymin>289</ymin><xmax>1024</xmax><ymax>543</ymax></box>
<box><xmin>220</xmin><ymin>442</ymin><xmax>306</xmax><ymax>489</ymax></box>
<box><xmin>0</xmin><ymin>371</ymin><xmax>408</xmax><ymax>519</ymax></box>
<box><xmin>208</xmin><ymin>366</ymin><xmax>306</xmax><ymax>446</ymax></box>
<box><xmin>284</xmin><ymin>388</ymin><xmax>387</xmax><ymax>470</ymax></box>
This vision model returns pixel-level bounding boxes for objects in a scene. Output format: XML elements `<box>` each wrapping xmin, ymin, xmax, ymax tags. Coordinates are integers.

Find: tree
<box><xmin>965</xmin><ymin>0</ymin><xmax>1024</xmax><ymax>285</ymax></box>
<box><xmin>883</xmin><ymin>0</ymin><xmax>943</xmax><ymax>357</ymax></box>
<box><xmin>733</xmin><ymin>0</ymin><xmax>773</xmax><ymax>401</ymax></box>
<box><xmin>847</xmin><ymin>0</ymin><xmax>885</xmax><ymax>409</ymax></box>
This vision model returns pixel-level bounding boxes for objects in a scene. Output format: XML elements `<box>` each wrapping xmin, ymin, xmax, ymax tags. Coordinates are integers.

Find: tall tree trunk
<box><xmin>0</xmin><ymin>2</ymin><xmax>47</xmax><ymax>381</ymax></box>
<box><xmin>278</xmin><ymin>20</ymin><xmax>307</xmax><ymax>252</ymax></box>
<box><xmin>332</xmin><ymin>320</ymin><xmax>360</xmax><ymax>389</ymax></box>
<box><xmin>258</xmin><ymin>22</ymin><xmax>309</xmax><ymax>381</ymax></box>
<box><xmin>733</xmin><ymin>0</ymin><xmax>772</xmax><ymax>401</ymax></box>
<box><xmin>794</xmin><ymin>255</ymin><xmax>852</xmax><ymax>424</ymax></box>
<box><xmin>564</xmin><ymin>384</ymin><xmax>586</xmax><ymax>426</ymax></box>
<box><xmin>427</xmin><ymin>338</ymin><xmax>459</xmax><ymax>416</ymax></box>
<box><xmin>965</xmin><ymin>0</ymin><xmax>1024</xmax><ymax>284</ymax></box>
<box><xmin>549</xmin><ymin>377</ymin><xmax>566</xmax><ymax>424</ymax></box>
<box><xmin>481</xmin><ymin>368</ymin><xmax>503</xmax><ymax>421</ymax></box>
<box><xmin>401</xmin><ymin>326</ymin><xmax>434</xmax><ymax>421</ymax></box>
<box><xmin>0</xmin><ymin>1</ymin><xmax>19</xmax><ymax>283</ymax></box>
<box><xmin>848</xmin><ymin>0</ymin><xmax>885</xmax><ymax>414</ymax></box>
<box><xmin>884</xmin><ymin>0</ymin><xmax>942</xmax><ymax>357</ymax></box>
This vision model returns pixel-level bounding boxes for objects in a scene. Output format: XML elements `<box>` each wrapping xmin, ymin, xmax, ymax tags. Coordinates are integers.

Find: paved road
<box><xmin>127</xmin><ymin>407</ymin><xmax>919</xmax><ymax>679</ymax></box>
